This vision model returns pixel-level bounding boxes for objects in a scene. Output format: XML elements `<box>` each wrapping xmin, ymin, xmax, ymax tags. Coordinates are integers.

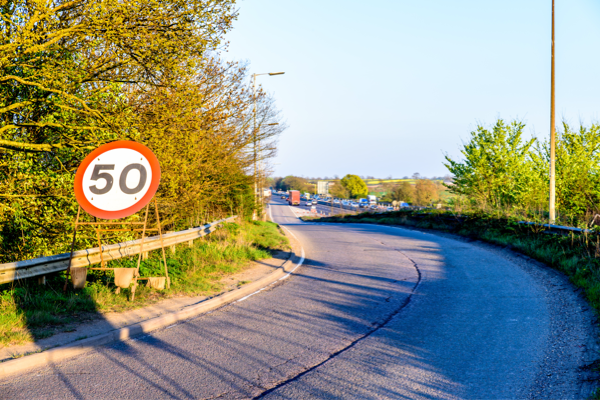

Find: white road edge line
<box><xmin>235</xmin><ymin>222</ymin><xmax>305</xmax><ymax>303</ymax></box>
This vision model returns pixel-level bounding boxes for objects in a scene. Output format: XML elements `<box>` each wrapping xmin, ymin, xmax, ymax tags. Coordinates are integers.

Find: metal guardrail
<box><xmin>0</xmin><ymin>216</ymin><xmax>236</xmax><ymax>285</ymax></box>
<box><xmin>311</xmin><ymin>201</ymin><xmax>594</xmax><ymax>235</ymax></box>
<box><xmin>518</xmin><ymin>221</ymin><xmax>593</xmax><ymax>234</ymax></box>
<box><xmin>296</xmin><ymin>198</ymin><xmax>594</xmax><ymax>235</ymax></box>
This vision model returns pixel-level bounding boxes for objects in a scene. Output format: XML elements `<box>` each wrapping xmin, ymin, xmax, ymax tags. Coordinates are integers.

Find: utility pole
<box><xmin>252</xmin><ymin>72</ymin><xmax>284</xmax><ymax>220</ymax></box>
<box><xmin>549</xmin><ymin>0</ymin><xmax>556</xmax><ymax>224</ymax></box>
<box><xmin>253</xmin><ymin>74</ymin><xmax>257</xmax><ymax>221</ymax></box>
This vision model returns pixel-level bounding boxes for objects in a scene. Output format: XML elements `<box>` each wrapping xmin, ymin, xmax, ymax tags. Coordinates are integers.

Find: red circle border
<box><xmin>74</xmin><ymin>141</ymin><xmax>161</xmax><ymax>220</ymax></box>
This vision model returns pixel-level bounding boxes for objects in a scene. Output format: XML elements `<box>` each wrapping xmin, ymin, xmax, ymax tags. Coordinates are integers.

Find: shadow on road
<box><xmin>3</xmin><ymin>208</ymin><xmax>464</xmax><ymax>400</ymax></box>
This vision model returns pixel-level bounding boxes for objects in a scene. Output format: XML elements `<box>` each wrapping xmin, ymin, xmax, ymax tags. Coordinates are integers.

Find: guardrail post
<box><xmin>166</xmin><ymin>231</ymin><xmax>176</xmax><ymax>254</ymax></box>
<box><xmin>63</xmin><ymin>206</ymin><xmax>81</xmax><ymax>292</ymax></box>
<box><xmin>155</xmin><ymin>202</ymin><xmax>170</xmax><ymax>289</ymax></box>
<box><xmin>37</xmin><ymin>275</ymin><xmax>46</xmax><ymax>285</ymax></box>
<box><xmin>188</xmin><ymin>239</ymin><xmax>193</xmax><ymax>248</ymax></box>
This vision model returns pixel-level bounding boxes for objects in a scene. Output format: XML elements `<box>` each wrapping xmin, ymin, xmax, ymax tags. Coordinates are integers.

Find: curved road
<box><xmin>1</xmin><ymin>199</ymin><xmax>595</xmax><ymax>399</ymax></box>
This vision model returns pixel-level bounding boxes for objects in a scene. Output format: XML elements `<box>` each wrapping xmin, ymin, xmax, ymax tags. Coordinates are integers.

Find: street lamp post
<box><xmin>252</xmin><ymin>72</ymin><xmax>284</xmax><ymax>220</ymax></box>
<box><xmin>549</xmin><ymin>0</ymin><xmax>556</xmax><ymax>223</ymax></box>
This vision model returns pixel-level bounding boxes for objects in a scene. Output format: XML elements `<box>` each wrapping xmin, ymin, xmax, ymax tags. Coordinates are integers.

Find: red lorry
<box><xmin>288</xmin><ymin>190</ymin><xmax>300</xmax><ymax>206</ymax></box>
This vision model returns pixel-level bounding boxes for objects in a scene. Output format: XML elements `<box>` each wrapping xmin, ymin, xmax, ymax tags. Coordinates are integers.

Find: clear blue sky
<box><xmin>223</xmin><ymin>0</ymin><xmax>600</xmax><ymax>179</ymax></box>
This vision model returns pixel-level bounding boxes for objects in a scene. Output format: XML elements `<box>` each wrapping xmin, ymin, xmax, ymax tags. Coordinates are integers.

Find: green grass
<box><xmin>307</xmin><ymin>210</ymin><xmax>600</xmax><ymax>316</ymax></box>
<box><xmin>0</xmin><ymin>220</ymin><xmax>289</xmax><ymax>348</ymax></box>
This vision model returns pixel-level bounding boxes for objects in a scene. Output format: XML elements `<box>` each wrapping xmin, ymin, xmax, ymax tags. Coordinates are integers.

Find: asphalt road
<box><xmin>1</xmin><ymin>198</ymin><xmax>595</xmax><ymax>399</ymax></box>
<box><xmin>293</xmin><ymin>198</ymin><xmax>372</xmax><ymax>216</ymax></box>
<box><xmin>286</xmin><ymin>198</ymin><xmax>357</xmax><ymax>216</ymax></box>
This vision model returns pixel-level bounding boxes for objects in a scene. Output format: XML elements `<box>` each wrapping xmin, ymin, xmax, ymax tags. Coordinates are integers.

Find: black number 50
<box><xmin>89</xmin><ymin>164</ymin><xmax>147</xmax><ymax>195</ymax></box>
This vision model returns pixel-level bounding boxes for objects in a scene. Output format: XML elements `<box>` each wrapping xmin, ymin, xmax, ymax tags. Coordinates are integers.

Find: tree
<box><xmin>533</xmin><ymin>122</ymin><xmax>600</xmax><ymax>220</ymax></box>
<box><xmin>444</xmin><ymin>119</ymin><xmax>543</xmax><ymax>209</ymax></box>
<box><xmin>1</xmin><ymin>0</ymin><xmax>237</xmax><ymax>154</ymax></box>
<box><xmin>415</xmin><ymin>180</ymin><xmax>438</xmax><ymax>206</ymax></box>
<box><xmin>132</xmin><ymin>58</ymin><xmax>282</xmax><ymax>228</ymax></box>
<box><xmin>0</xmin><ymin>2</ymin><xmax>293</xmax><ymax>262</ymax></box>
<box><xmin>391</xmin><ymin>182</ymin><xmax>415</xmax><ymax>203</ymax></box>
<box><xmin>280</xmin><ymin>176</ymin><xmax>310</xmax><ymax>192</ymax></box>
<box><xmin>272</xmin><ymin>177</ymin><xmax>284</xmax><ymax>190</ymax></box>
<box><xmin>329</xmin><ymin>183</ymin><xmax>349</xmax><ymax>199</ymax></box>
<box><xmin>381</xmin><ymin>181</ymin><xmax>397</xmax><ymax>198</ymax></box>
<box><xmin>340</xmin><ymin>174</ymin><xmax>368</xmax><ymax>199</ymax></box>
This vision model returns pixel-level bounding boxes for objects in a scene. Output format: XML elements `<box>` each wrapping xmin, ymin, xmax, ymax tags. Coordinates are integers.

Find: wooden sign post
<box><xmin>64</xmin><ymin>141</ymin><xmax>169</xmax><ymax>300</ymax></box>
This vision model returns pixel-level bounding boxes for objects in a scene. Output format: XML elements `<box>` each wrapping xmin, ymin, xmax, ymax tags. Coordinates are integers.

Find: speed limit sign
<box><xmin>74</xmin><ymin>141</ymin><xmax>161</xmax><ymax>219</ymax></box>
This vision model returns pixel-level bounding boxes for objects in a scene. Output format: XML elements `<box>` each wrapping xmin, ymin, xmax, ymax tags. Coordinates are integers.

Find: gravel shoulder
<box><xmin>368</xmin><ymin>223</ymin><xmax>600</xmax><ymax>399</ymax></box>
<box><xmin>468</xmin><ymin>237</ymin><xmax>600</xmax><ymax>398</ymax></box>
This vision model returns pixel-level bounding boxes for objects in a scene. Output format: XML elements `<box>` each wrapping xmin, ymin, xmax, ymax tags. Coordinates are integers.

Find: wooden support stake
<box><xmin>64</xmin><ymin>206</ymin><xmax>81</xmax><ymax>292</ymax></box>
<box><xmin>132</xmin><ymin>204</ymin><xmax>151</xmax><ymax>302</ymax></box>
<box><xmin>155</xmin><ymin>201</ymin><xmax>170</xmax><ymax>288</ymax></box>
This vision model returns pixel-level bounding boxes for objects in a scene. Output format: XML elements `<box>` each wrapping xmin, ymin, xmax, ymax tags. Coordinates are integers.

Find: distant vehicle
<box><xmin>369</xmin><ymin>204</ymin><xmax>378</xmax><ymax>210</ymax></box>
<box><xmin>306</xmin><ymin>201</ymin><xmax>313</xmax><ymax>206</ymax></box>
<box><xmin>288</xmin><ymin>190</ymin><xmax>301</xmax><ymax>206</ymax></box>
<box><xmin>351</xmin><ymin>202</ymin><xmax>359</xmax><ymax>207</ymax></box>
<box><xmin>333</xmin><ymin>199</ymin><xmax>340</xmax><ymax>204</ymax></box>
<box><xmin>367</xmin><ymin>195</ymin><xmax>377</xmax><ymax>205</ymax></box>
<box><xmin>359</xmin><ymin>198</ymin><xmax>369</xmax><ymax>208</ymax></box>
<box><xmin>387</xmin><ymin>206</ymin><xmax>394</xmax><ymax>211</ymax></box>
<box><xmin>281</xmin><ymin>195</ymin><xmax>287</xmax><ymax>199</ymax></box>
<box><xmin>342</xmin><ymin>200</ymin><xmax>349</xmax><ymax>206</ymax></box>
<box><xmin>304</xmin><ymin>193</ymin><xmax>311</xmax><ymax>200</ymax></box>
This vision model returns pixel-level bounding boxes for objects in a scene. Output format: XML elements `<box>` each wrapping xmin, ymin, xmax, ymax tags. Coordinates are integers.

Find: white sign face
<box><xmin>80</xmin><ymin>148</ymin><xmax>153</xmax><ymax>211</ymax></box>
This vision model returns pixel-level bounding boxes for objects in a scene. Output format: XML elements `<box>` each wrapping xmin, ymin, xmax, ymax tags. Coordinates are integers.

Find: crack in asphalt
<box><xmin>253</xmin><ymin>239</ymin><xmax>422</xmax><ymax>399</ymax></box>
<box><xmin>255</xmin><ymin>352</ymin><xmax>308</xmax><ymax>387</ymax></box>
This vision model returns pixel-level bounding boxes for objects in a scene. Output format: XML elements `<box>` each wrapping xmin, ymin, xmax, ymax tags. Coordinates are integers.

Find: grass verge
<box><xmin>0</xmin><ymin>220</ymin><xmax>289</xmax><ymax>348</ymax></box>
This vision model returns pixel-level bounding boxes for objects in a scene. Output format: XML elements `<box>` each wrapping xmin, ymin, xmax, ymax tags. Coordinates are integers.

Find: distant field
<box><xmin>365</xmin><ymin>179</ymin><xmax>443</xmax><ymax>185</ymax></box>
<box><xmin>365</xmin><ymin>179</ymin><xmax>416</xmax><ymax>185</ymax></box>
